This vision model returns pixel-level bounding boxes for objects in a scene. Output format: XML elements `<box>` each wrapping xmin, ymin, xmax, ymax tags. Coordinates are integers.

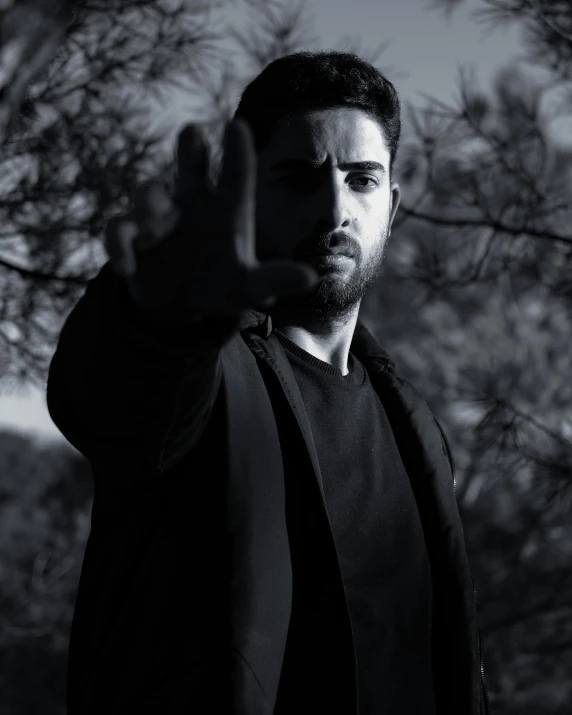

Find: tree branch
<box><xmin>398</xmin><ymin>205</ymin><xmax>572</xmax><ymax>246</ymax></box>
<box><xmin>0</xmin><ymin>256</ymin><xmax>87</xmax><ymax>284</ymax></box>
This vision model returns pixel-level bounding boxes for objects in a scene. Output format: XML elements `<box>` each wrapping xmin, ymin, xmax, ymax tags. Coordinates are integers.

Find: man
<box><xmin>47</xmin><ymin>51</ymin><xmax>491</xmax><ymax>714</ymax></box>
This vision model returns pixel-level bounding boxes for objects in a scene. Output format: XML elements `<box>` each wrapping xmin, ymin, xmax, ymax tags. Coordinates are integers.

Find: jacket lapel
<box><xmin>350</xmin><ymin>320</ymin><xmax>482</xmax><ymax>715</ymax></box>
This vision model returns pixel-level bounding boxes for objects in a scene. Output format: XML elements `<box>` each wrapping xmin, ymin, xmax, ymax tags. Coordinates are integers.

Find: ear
<box><xmin>388</xmin><ymin>183</ymin><xmax>401</xmax><ymax>235</ymax></box>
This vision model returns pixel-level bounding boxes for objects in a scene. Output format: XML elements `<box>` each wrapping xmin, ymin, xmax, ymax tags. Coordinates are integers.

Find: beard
<box><xmin>271</xmin><ymin>228</ymin><xmax>390</xmax><ymax>325</ymax></box>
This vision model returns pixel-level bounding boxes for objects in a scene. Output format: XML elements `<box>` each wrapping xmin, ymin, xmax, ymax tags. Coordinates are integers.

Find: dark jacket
<box><xmin>47</xmin><ymin>262</ymin><xmax>491</xmax><ymax>714</ymax></box>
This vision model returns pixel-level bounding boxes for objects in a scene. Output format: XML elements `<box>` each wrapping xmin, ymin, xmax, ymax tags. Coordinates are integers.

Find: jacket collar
<box><xmin>238</xmin><ymin>308</ymin><xmax>396</xmax><ymax>374</ymax></box>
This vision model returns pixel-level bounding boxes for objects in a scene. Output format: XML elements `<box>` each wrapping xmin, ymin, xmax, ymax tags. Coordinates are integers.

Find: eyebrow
<box><xmin>269</xmin><ymin>159</ymin><xmax>386</xmax><ymax>173</ymax></box>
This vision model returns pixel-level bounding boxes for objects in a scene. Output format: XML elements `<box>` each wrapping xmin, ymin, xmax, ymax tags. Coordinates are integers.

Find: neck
<box><xmin>270</xmin><ymin>304</ymin><xmax>360</xmax><ymax>376</ymax></box>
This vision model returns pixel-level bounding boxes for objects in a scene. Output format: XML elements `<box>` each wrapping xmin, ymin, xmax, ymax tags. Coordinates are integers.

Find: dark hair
<box><xmin>233</xmin><ymin>50</ymin><xmax>401</xmax><ymax>178</ymax></box>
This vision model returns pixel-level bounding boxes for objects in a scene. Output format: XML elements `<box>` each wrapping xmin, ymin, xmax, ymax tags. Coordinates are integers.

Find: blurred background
<box><xmin>1</xmin><ymin>0</ymin><xmax>571</xmax><ymax>712</ymax></box>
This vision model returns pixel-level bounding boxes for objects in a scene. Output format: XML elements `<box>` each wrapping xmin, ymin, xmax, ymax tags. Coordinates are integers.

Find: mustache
<box><xmin>296</xmin><ymin>231</ymin><xmax>359</xmax><ymax>258</ymax></box>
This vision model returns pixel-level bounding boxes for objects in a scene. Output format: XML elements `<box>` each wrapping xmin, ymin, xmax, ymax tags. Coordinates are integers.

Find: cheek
<box><xmin>360</xmin><ymin>206</ymin><xmax>389</xmax><ymax>250</ymax></box>
<box><xmin>364</xmin><ymin>198</ymin><xmax>389</xmax><ymax>232</ymax></box>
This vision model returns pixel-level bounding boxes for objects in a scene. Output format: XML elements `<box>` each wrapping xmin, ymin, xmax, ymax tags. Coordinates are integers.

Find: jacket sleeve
<box><xmin>46</xmin><ymin>261</ymin><xmax>238</xmax><ymax>478</ymax></box>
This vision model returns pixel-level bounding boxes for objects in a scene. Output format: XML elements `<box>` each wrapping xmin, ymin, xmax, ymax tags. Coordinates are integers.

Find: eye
<box><xmin>350</xmin><ymin>176</ymin><xmax>378</xmax><ymax>188</ymax></box>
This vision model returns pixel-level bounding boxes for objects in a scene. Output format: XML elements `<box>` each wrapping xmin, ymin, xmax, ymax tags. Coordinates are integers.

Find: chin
<box><xmin>272</xmin><ymin>279</ymin><xmax>363</xmax><ymax>323</ymax></box>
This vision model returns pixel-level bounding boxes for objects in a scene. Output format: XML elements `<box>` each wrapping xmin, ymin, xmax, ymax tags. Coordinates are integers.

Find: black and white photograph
<box><xmin>0</xmin><ymin>0</ymin><xmax>571</xmax><ymax>713</ymax></box>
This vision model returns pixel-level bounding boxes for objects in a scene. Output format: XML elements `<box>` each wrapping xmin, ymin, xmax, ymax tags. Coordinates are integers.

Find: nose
<box><xmin>313</xmin><ymin>175</ymin><xmax>352</xmax><ymax>233</ymax></box>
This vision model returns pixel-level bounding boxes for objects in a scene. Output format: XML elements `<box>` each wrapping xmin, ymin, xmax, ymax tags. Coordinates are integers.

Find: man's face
<box><xmin>256</xmin><ymin>106</ymin><xmax>401</xmax><ymax>322</ymax></box>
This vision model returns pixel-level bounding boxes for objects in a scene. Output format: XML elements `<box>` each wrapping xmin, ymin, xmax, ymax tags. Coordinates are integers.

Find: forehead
<box><xmin>261</xmin><ymin>107</ymin><xmax>389</xmax><ymax>164</ymax></box>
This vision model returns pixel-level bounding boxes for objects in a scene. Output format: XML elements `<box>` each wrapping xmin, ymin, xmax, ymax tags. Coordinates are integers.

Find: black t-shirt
<box><xmin>272</xmin><ymin>330</ymin><xmax>436</xmax><ymax>715</ymax></box>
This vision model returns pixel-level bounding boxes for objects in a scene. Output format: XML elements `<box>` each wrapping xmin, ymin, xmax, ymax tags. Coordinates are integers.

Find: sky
<box><xmin>0</xmin><ymin>0</ymin><xmax>527</xmax><ymax>444</ymax></box>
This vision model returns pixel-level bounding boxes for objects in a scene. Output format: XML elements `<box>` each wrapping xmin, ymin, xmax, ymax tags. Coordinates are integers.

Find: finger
<box><xmin>245</xmin><ymin>261</ymin><xmax>320</xmax><ymax>306</ymax></box>
<box><xmin>132</xmin><ymin>182</ymin><xmax>180</xmax><ymax>249</ymax></box>
<box><xmin>105</xmin><ymin>216</ymin><xmax>139</xmax><ymax>277</ymax></box>
<box><xmin>173</xmin><ymin>123</ymin><xmax>211</xmax><ymax>207</ymax></box>
<box><xmin>217</xmin><ymin>118</ymin><xmax>257</xmax><ymax>263</ymax></box>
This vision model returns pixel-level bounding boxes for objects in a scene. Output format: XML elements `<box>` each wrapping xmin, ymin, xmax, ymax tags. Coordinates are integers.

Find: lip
<box><xmin>304</xmin><ymin>253</ymin><xmax>353</xmax><ymax>264</ymax></box>
<box><xmin>304</xmin><ymin>251</ymin><xmax>354</xmax><ymax>258</ymax></box>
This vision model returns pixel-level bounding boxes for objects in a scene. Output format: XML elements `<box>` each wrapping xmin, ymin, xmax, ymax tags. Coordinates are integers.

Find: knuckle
<box><xmin>133</xmin><ymin>181</ymin><xmax>156</xmax><ymax>208</ymax></box>
<box><xmin>133</xmin><ymin>181</ymin><xmax>172</xmax><ymax>222</ymax></box>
